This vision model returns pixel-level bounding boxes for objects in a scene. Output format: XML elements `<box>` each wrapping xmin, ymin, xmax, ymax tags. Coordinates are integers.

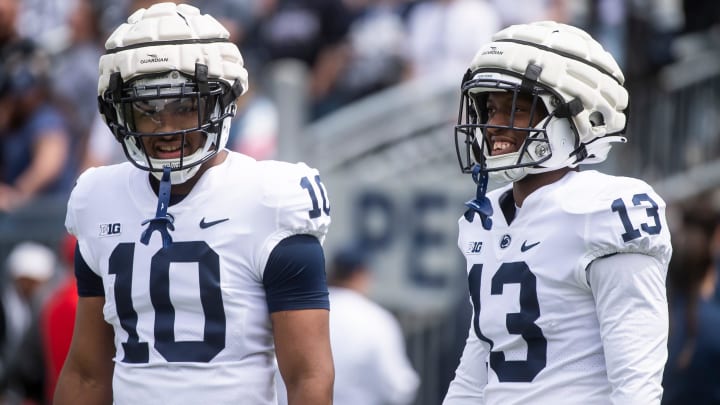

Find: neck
<box><xmin>149</xmin><ymin>149</ymin><xmax>228</xmax><ymax>197</ymax></box>
<box><xmin>513</xmin><ymin>167</ymin><xmax>574</xmax><ymax>207</ymax></box>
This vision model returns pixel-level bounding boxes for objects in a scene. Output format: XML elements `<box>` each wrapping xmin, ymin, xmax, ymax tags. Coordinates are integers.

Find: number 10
<box><xmin>301</xmin><ymin>175</ymin><xmax>330</xmax><ymax>218</ymax></box>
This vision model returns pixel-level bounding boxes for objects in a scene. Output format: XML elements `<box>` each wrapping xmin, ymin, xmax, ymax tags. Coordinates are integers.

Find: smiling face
<box><xmin>484</xmin><ymin>91</ymin><xmax>548</xmax><ymax>156</ymax></box>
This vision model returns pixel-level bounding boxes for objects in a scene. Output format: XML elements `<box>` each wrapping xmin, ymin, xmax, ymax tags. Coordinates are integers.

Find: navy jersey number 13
<box><xmin>468</xmin><ymin>262</ymin><xmax>547</xmax><ymax>383</ymax></box>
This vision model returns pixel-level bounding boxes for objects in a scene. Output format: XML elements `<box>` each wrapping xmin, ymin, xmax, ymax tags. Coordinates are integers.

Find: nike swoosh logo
<box><xmin>199</xmin><ymin>217</ymin><xmax>229</xmax><ymax>229</ymax></box>
<box><xmin>520</xmin><ymin>240</ymin><xmax>540</xmax><ymax>252</ymax></box>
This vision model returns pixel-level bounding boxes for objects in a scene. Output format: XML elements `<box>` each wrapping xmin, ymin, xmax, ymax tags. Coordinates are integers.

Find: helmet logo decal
<box><xmin>482</xmin><ymin>46</ymin><xmax>503</xmax><ymax>56</ymax></box>
<box><xmin>140</xmin><ymin>54</ymin><xmax>169</xmax><ymax>64</ymax></box>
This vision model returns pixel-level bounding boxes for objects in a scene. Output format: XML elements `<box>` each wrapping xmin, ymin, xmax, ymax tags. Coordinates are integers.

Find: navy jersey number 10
<box><xmin>109</xmin><ymin>241</ymin><xmax>226</xmax><ymax>363</ymax></box>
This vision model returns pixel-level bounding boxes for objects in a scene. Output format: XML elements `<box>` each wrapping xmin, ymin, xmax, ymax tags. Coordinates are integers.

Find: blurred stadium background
<box><xmin>1</xmin><ymin>0</ymin><xmax>719</xmax><ymax>403</ymax></box>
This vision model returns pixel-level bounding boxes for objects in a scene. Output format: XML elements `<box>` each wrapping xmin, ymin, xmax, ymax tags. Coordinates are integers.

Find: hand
<box><xmin>0</xmin><ymin>183</ymin><xmax>29</xmax><ymax>212</ymax></box>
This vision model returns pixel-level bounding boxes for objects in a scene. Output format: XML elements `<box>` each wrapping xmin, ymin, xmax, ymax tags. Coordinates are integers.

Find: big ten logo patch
<box><xmin>99</xmin><ymin>223</ymin><xmax>122</xmax><ymax>237</ymax></box>
<box><xmin>466</xmin><ymin>241</ymin><xmax>483</xmax><ymax>254</ymax></box>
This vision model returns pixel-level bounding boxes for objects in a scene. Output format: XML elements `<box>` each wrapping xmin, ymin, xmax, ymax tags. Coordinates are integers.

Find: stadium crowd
<box><xmin>0</xmin><ymin>0</ymin><xmax>718</xmax><ymax>403</ymax></box>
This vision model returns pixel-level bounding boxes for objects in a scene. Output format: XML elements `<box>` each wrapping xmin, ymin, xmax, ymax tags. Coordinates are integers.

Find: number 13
<box><xmin>611</xmin><ymin>193</ymin><xmax>661</xmax><ymax>242</ymax></box>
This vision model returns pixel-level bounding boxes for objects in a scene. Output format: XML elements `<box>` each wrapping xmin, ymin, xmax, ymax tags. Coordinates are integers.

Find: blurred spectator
<box><xmin>15</xmin><ymin>0</ymin><xmax>72</xmax><ymax>45</ymax></box>
<box><xmin>624</xmin><ymin>0</ymin><xmax>684</xmax><ymax>80</ymax></box>
<box><xmin>712</xmin><ymin>217</ymin><xmax>720</xmax><ymax>304</ymax></box>
<box><xmin>252</xmin><ymin>0</ymin><xmax>353</xmax><ymax>118</ymax></box>
<box><xmin>275</xmin><ymin>242</ymin><xmax>420</xmax><ymax>405</ymax></box>
<box><xmin>489</xmin><ymin>0</ymin><xmax>570</xmax><ymax>26</ymax></box>
<box><xmin>0</xmin><ymin>0</ymin><xmax>23</xmax><ymax>122</ymax></box>
<box><xmin>670</xmin><ymin>0</ymin><xmax>720</xmax><ymax>64</ymax></box>
<box><xmin>405</xmin><ymin>0</ymin><xmax>501</xmax><ymax>81</ymax></box>
<box><xmin>227</xmin><ymin>85</ymin><xmax>279</xmax><ymax>161</ymax></box>
<box><xmin>663</xmin><ymin>205</ymin><xmax>720</xmax><ymax>404</ymax></box>
<box><xmin>82</xmin><ymin>113</ymin><xmax>125</xmax><ymax>170</ymax></box>
<box><xmin>326</xmin><ymin>243</ymin><xmax>419</xmax><ymax>405</ymax></box>
<box><xmin>40</xmin><ymin>234</ymin><xmax>77</xmax><ymax>403</ymax></box>
<box><xmin>49</xmin><ymin>0</ymin><xmax>105</xmax><ymax>155</ymax></box>
<box><xmin>0</xmin><ymin>241</ymin><xmax>56</xmax><ymax>404</ymax></box>
<box><xmin>587</xmin><ymin>0</ymin><xmax>628</xmax><ymax>69</ymax></box>
<box><xmin>0</xmin><ymin>41</ymin><xmax>74</xmax><ymax>212</ymax></box>
<box><xmin>681</xmin><ymin>0</ymin><xmax>720</xmax><ymax>35</ymax></box>
<box><xmin>0</xmin><ymin>0</ymin><xmax>20</xmax><ymax>49</ymax></box>
<box><xmin>327</xmin><ymin>0</ymin><xmax>410</xmax><ymax>106</ymax></box>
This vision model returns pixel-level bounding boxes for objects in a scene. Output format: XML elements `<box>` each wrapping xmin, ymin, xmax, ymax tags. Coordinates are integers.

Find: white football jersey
<box><xmin>447</xmin><ymin>170</ymin><xmax>671</xmax><ymax>404</ymax></box>
<box><xmin>65</xmin><ymin>151</ymin><xmax>331</xmax><ymax>404</ymax></box>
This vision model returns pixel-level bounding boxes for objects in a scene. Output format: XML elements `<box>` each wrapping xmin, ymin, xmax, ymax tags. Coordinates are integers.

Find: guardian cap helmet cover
<box><xmin>98</xmin><ymin>3</ymin><xmax>249</xmax><ymax>184</ymax></box>
<box><xmin>455</xmin><ymin>21</ymin><xmax>628</xmax><ymax>184</ymax></box>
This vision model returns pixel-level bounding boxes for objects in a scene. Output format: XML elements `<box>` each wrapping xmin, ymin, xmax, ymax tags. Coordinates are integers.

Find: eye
<box><xmin>514</xmin><ymin>101</ymin><xmax>532</xmax><ymax>113</ymax></box>
<box><xmin>133</xmin><ymin>101</ymin><xmax>157</xmax><ymax>116</ymax></box>
<box><xmin>485</xmin><ymin>104</ymin><xmax>496</xmax><ymax>116</ymax></box>
<box><xmin>171</xmin><ymin>98</ymin><xmax>198</xmax><ymax>114</ymax></box>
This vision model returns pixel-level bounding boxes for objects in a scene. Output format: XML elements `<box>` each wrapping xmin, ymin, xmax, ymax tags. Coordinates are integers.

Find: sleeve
<box><xmin>587</xmin><ymin>252</ymin><xmax>668</xmax><ymax>405</ymax></box>
<box><xmin>64</xmin><ymin>173</ymin><xmax>82</xmax><ymax>238</ymax></box>
<box><xmin>262</xmin><ymin>234</ymin><xmax>329</xmax><ymax>312</ymax></box>
<box><xmin>255</xmin><ymin>162</ymin><xmax>331</xmax><ymax>278</ymax></box>
<box><xmin>443</xmin><ymin>323</ymin><xmax>487</xmax><ymax>404</ymax></box>
<box><xmin>577</xmin><ymin>178</ymin><xmax>672</xmax><ymax>276</ymax></box>
<box><xmin>75</xmin><ymin>244</ymin><xmax>104</xmax><ymax>297</ymax></box>
<box><xmin>64</xmin><ymin>167</ymin><xmax>100</xmax><ymax>275</ymax></box>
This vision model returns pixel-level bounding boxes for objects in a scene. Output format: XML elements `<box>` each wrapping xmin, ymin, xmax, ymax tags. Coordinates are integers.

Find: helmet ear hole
<box><xmin>589</xmin><ymin>111</ymin><xmax>605</xmax><ymax>127</ymax></box>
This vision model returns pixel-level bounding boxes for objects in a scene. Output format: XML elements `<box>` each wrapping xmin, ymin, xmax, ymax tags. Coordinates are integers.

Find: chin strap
<box><xmin>463</xmin><ymin>165</ymin><xmax>493</xmax><ymax>230</ymax></box>
<box><xmin>141</xmin><ymin>166</ymin><xmax>175</xmax><ymax>249</ymax></box>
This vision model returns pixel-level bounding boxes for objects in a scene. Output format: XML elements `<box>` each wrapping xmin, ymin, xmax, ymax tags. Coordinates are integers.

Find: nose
<box><xmin>153</xmin><ymin>116</ymin><xmax>176</xmax><ymax>133</ymax></box>
<box><xmin>485</xmin><ymin>111</ymin><xmax>510</xmax><ymax>136</ymax></box>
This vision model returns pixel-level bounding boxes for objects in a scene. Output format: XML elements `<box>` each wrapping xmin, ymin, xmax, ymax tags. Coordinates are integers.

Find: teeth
<box><xmin>157</xmin><ymin>145</ymin><xmax>181</xmax><ymax>152</ymax></box>
<box><xmin>493</xmin><ymin>141</ymin><xmax>512</xmax><ymax>152</ymax></box>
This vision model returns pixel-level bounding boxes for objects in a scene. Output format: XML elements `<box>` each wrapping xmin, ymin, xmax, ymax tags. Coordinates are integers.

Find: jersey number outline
<box><xmin>611</xmin><ymin>193</ymin><xmax>661</xmax><ymax>242</ymax></box>
<box><xmin>109</xmin><ymin>241</ymin><xmax>226</xmax><ymax>363</ymax></box>
<box><xmin>468</xmin><ymin>262</ymin><xmax>547</xmax><ymax>382</ymax></box>
<box><xmin>300</xmin><ymin>175</ymin><xmax>330</xmax><ymax>218</ymax></box>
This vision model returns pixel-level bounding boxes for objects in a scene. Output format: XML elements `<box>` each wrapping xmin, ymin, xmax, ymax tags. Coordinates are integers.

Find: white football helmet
<box><xmin>455</xmin><ymin>21</ymin><xmax>629</xmax><ymax>184</ymax></box>
<box><xmin>98</xmin><ymin>3</ymin><xmax>249</xmax><ymax>184</ymax></box>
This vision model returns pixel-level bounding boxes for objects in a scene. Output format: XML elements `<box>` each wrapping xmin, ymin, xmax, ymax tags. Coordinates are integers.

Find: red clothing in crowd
<box><xmin>40</xmin><ymin>276</ymin><xmax>77</xmax><ymax>401</ymax></box>
<box><xmin>41</xmin><ymin>234</ymin><xmax>78</xmax><ymax>400</ymax></box>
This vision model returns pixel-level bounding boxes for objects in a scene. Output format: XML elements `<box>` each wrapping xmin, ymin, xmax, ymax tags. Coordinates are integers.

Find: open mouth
<box><xmin>490</xmin><ymin>139</ymin><xmax>517</xmax><ymax>156</ymax></box>
<box><xmin>153</xmin><ymin>141</ymin><xmax>189</xmax><ymax>159</ymax></box>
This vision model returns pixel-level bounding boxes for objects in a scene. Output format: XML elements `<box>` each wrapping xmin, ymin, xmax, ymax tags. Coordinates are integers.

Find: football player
<box><xmin>445</xmin><ymin>21</ymin><xmax>672</xmax><ymax>404</ymax></box>
<box><xmin>54</xmin><ymin>3</ymin><xmax>333</xmax><ymax>404</ymax></box>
